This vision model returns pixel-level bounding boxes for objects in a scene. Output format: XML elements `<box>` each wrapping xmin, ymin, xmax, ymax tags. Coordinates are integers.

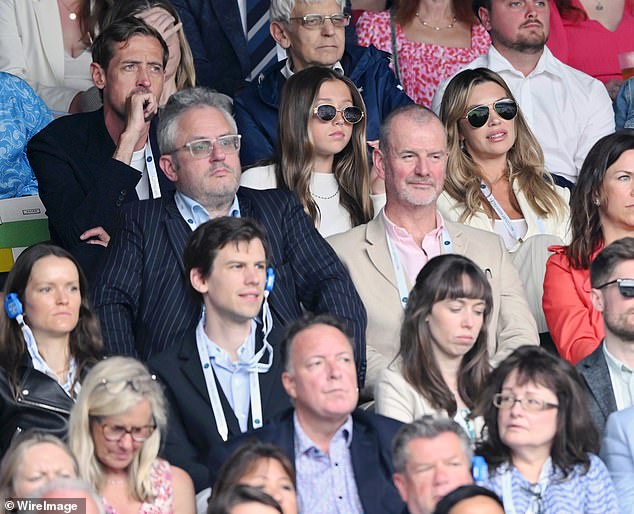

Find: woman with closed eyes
<box><xmin>438</xmin><ymin>68</ymin><xmax>570</xmax><ymax>332</ymax></box>
<box><xmin>240</xmin><ymin>66</ymin><xmax>374</xmax><ymax>237</ymax></box>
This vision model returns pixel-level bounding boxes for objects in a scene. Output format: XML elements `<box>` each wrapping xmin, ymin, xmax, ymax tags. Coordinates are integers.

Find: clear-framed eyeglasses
<box><xmin>170</xmin><ymin>135</ymin><xmax>242</xmax><ymax>159</ymax></box>
<box><xmin>288</xmin><ymin>13</ymin><xmax>351</xmax><ymax>29</ymax></box>
<box><xmin>492</xmin><ymin>393</ymin><xmax>559</xmax><ymax>412</ymax></box>
<box><xmin>96</xmin><ymin>375</ymin><xmax>157</xmax><ymax>395</ymax></box>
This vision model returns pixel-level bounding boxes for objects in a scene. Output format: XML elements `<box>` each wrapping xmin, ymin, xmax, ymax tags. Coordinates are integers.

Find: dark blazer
<box><xmin>577</xmin><ymin>342</ymin><xmax>618</xmax><ymax>434</ymax></box>
<box><xmin>27</xmin><ymin>108</ymin><xmax>173</xmax><ymax>279</ymax></box>
<box><xmin>92</xmin><ymin>188</ymin><xmax>367</xmax><ymax>382</ymax></box>
<box><xmin>148</xmin><ymin>325</ymin><xmax>290</xmax><ymax>492</ymax></box>
<box><xmin>211</xmin><ymin>408</ymin><xmax>405</xmax><ymax>514</ymax></box>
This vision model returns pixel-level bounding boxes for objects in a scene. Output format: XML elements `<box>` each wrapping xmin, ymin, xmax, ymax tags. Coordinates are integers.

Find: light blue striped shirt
<box><xmin>293</xmin><ymin>413</ymin><xmax>363</xmax><ymax>514</ymax></box>
<box><xmin>483</xmin><ymin>454</ymin><xmax>618</xmax><ymax>514</ymax></box>
<box><xmin>174</xmin><ymin>191</ymin><xmax>240</xmax><ymax>229</ymax></box>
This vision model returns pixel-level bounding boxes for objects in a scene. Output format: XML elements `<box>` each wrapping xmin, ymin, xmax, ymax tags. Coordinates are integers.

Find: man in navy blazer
<box><xmin>92</xmin><ymin>87</ymin><xmax>367</xmax><ymax>383</ymax></box>
<box><xmin>211</xmin><ymin>313</ymin><xmax>404</xmax><ymax>514</ymax></box>
<box><xmin>601</xmin><ymin>406</ymin><xmax>634</xmax><ymax>514</ymax></box>
<box><xmin>28</xmin><ymin>19</ymin><xmax>175</xmax><ymax>280</ymax></box>
<box><xmin>149</xmin><ymin>217</ymin><xmax>290</xmax><ymax>492</ymax></box>
<box><xmin>578</xmin><ymin>237</ymin><xmax>634</xmax><ymax>433</ymax></box>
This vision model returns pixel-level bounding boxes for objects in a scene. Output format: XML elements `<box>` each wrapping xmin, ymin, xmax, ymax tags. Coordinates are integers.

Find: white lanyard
<box><xmin>144</xmin><ymin>143</ymin><xmax>161</xmax><ymax>199</ymax></box>
<box><xmin>501</xmin><ymin>459</ymin><xmax>552</xmax><ymax>514</ymax></box>
<box><xmin>479</xmin><ymin>181</ymin><xmax>525</xmax><ymax>243</ymax></box>
<box><xmin>195</xmin><ymin>320</ymin><xmax>273</xmax><ymax>441</ymax></box>
<box><xmin>385</xmin><ymin>227</ymin><xmax>453</xmax><ymax>309</ymax></box>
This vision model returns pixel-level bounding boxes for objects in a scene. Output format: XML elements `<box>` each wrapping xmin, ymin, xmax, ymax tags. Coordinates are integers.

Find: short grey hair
<box><xmin>392</xmin><ymin>416</ymin><xmax>473</xmax><ymax>473</ymax></box>
<box><xmin>378</xmin><ymin>104</ymin><xmax>444</xmax><ymax>152</ymax></box>
<box><xmin>157</xmin><ymin>87</ymin><xmax>236</xmax><ymax>154</ymax></box>
<box><xmin>32</xmin><ymin>478</ymin><xmax>105</xmax><ymax>514</ymax></box>
<box><xmin>269</xmin><ymin>0</ymin><xmax>346</xmax><ymax>22</ymax></box>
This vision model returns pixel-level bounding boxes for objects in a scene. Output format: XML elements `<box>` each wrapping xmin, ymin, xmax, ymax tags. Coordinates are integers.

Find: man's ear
<box><xmin>478</xmin><ymin>6</ymin><xmax>492</xmax><ymax>31</ymax></box>
<box><xmin>159</xmin><ymin>154</ymin><xmax>179</xmax><ymax>183</ymax></box>
<box><xmin>374</xmin><ymin>148</ymin><xmax>387</xmax><ymax>181</ymax></box>
<box><xmin>90</xmin><ymin>62</ymin><xmax>106</xmax><ymax>90</ymax></box>
<box><xmin>392</xmin><ymin>473</ymin><xmax>409</xmax><ymax>503</ymax></box>
<box><xmin>189</xmin><ymin>268</ymin><xmax>209</xmax><ymax>294</ymax></box>
<box><xmin>590</xmin><ymin>288</ymin><xmax>605</xmax><ymax>313</ymax></box>
<box><xmin>270</xmin><ymin>21</ymin><xmax>291</xmax><ymax>49</ymax></box>
<box><xmin>281</xmin><ymin>371</ymin><xmax>297</xmax><ymax>400</ymax></box>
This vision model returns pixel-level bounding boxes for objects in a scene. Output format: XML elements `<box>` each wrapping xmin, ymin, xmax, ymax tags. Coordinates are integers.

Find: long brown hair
<box><xmin>0</xmin><ymin>244</ymin><xmax>102</xmax><ymax>395</ymax></box>
<box><xmin>565</xmin><ymin>130</ymin><xmax>634</xmax><ymax>269</ymax></box>
<box><xmin>440</xmin><ymin>68</ymin><xmax>566</xmax><ymax>224</ymax></box>
<box><xmin>398</xmin><ymin>254</ymin><xmax>492</xmax><ymax>417</ymax></box>
<box><xmin>276</xmin><ymin>67</ymin><xmax>372</xmax><ymax>227</ymax></box>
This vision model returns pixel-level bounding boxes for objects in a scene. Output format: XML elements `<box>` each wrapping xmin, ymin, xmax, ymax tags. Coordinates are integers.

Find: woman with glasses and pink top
<box><xmin>437</xmin><ymin>68</ymin><xmax>570</xmax><ymax>332</ymax></box>
<box><xmin>543</xmin><ymin>130</ymin><xmax>634</xmax><ymax>364</ymax></box>
<box><xmin>68</xmin><ymin>357</ymin><xmax>195</xmax><ymax>514</ymax></box>
<box><xmin>474</xmin><ymin>345</ymin><xmax>618</xmax><ymax>513</ymax></box>
<box><xmin>240</xmin><ymin>66</ymin><xmax>374</xmax><ymax>237</ymax></box>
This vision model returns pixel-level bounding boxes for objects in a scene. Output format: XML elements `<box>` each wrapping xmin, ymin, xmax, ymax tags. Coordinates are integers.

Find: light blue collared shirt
<box><xmin>174</xmin><ymin>191</ymin><xmax>240</xmax><ymax>230</ymax></box>
<box><xmin>293</xmin><ymin>413</ymin><xmax>363</xmax><ymax>514</ymax></box>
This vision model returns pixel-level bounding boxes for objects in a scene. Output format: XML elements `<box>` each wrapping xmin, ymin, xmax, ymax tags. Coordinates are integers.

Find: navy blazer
<box><xmin>92</xmin><ymin>188</ymin><xmax>367</xmax><ymax>382</ymax></box>
<box><xmin>27</xmin><ymin>108</ymin><xmax>173</xmax><ymax>280</ymax></box>
<box><xmin>148</xmin><ymin>325</ymin><xmax>290</xmax><ymax>492</ymax></box>
<box><xmin>211</xmin><ymin>408</ymin><xmax>405</xmax><ymax>514</ymax></box>
<box><xmin>577</xmin><ymin>343</ymin><xmax>618</xmax><ymax>435</ymax></box>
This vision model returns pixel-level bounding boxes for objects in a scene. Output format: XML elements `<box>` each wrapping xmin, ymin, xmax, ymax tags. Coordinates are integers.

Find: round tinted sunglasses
<box><xmin>313</xmin><ymin>104</ymin><xmax>364</xmax><ymax>124</ymax></box>
<box><xmin>463</xmin><ymin>99</ymin><xmax>518</xmax><ymax>128</ymax></box>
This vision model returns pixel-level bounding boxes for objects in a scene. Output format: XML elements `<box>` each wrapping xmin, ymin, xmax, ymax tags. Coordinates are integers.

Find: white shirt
<box><xmin>431</xmin><ymin>46</ymin><xmax>615</xmax><ymax>184</ymax></box>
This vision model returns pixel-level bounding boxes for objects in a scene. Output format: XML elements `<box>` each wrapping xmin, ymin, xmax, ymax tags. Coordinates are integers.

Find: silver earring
<box><xmin>594</xmin><ymin>198</ymin><xmax>600</xmax><ymax>206</ymax></box>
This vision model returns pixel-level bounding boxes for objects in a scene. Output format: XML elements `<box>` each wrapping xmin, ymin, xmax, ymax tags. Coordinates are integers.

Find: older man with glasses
<box><xmin>92</xmin><ymin>87</ymin><xmax>367</xmax><ymax>387</ymax></box>
<box><xmin>234</xmin><ymin>0</ymin><xmax>413</xmax><ymax>167</ymax></box>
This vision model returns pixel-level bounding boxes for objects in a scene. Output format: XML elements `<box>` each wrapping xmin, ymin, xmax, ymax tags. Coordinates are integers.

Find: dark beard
<box><xmin>490</xmin><ymin>28</ymin><xmax>547</xmax><ymax>54</ymax></box>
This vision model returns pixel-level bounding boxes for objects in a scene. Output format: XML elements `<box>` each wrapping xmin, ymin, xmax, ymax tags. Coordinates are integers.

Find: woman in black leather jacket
<box><xmin>0</xmin><ymin>244</ymin><xmax>102</xmax><ymax>456</ymax></box>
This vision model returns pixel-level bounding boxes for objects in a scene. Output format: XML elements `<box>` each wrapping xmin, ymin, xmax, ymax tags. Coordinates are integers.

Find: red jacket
<box><xmin>543</xmin><ymin>245</ymin><xmax>604</xmax><ymax>364</ymax></box>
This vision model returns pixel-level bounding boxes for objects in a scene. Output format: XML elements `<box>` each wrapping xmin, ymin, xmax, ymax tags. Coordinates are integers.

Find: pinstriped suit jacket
<box><xmin>92</xmin><ymin>187</ymin><xmax>367</xmax><ymax>381</ymax></box>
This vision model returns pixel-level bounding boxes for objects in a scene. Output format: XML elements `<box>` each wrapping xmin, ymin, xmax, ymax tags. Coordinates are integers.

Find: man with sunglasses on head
<box><xmin>431</xmin><ymin>0</ymin><xmax>614</xmax><ymax>186</ymax></box>
<box><xmin>92</xmin><ymin>87</ymin><xmax>367</xmax><ymax>394</ymax></box>
<box><xmin>328</xmin><ymin>104</ymin><xmax>537</xmax><ymax>397</ymax></box>
<box><xmin>234</xmin><ymin>0</ymin><xmax>413</xmax><ymax>167</ymax></box>
<box><xmin>577</xmin><ymin>237</ymin><xmax>634</xmax><ymax>434</ymax></box>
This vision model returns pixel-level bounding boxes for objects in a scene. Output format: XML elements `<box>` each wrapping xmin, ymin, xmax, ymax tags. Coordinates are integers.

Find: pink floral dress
<box><xmin>356</xmin><ymin>10</ymin><xmax>491</xmax><ymax>107</ymax></box>
<box><xmin>103</xmin><ymin>459</ymin><xmax>174</xmax><ymax>514</ymax></box>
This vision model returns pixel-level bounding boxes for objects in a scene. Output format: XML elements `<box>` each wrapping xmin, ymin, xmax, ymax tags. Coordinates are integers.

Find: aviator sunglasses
<box><xmin>313</xmin><ymin>104</ymin><xmax>365</xmax><ymax>124</ymax></box>
<box><xmin>463</xmin><ymin>99</ymin><xmax>518</xmax><ymax>128</ymax></box>
<box><xmin>596</xmin><ymin>278</ymin><xmax>634</xmax><ymax>298</ymax></box>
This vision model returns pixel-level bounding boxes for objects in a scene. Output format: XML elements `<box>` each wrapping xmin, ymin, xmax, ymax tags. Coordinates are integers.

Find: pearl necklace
<box><xmin>311</xmin><ymin>187</ymin><xmax>339</xmax><ymax>200</ymax></box>
<box><xmin>58</xmin><ymin>0</ymin><xmax>79</xmax><ymax>21</ymax></box>
<box><xmin>415</xmin><ymin>12</ymin><xmax>457</xmax><ymax>30</ymax></box>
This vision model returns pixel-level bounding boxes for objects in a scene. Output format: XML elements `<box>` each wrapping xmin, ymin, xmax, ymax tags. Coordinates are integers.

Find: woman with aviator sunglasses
<box><xmin>543</xmin><ymin>130</ymin><xmax>634</xmax><ymax>364</ymax></box>
<box><xmin>240</xmin><ymin>66</ymin><xmax>373</xmax><ymax>237</ymax></box>
<box><xmin>68</xmin><ymin>356</ymin><xmax>195</xmax><ymax>514</ymax></box>
<box><xmin>438</xmin><ymin>68</ymin><xmax>570</xmax><ymax>332</ymax></box>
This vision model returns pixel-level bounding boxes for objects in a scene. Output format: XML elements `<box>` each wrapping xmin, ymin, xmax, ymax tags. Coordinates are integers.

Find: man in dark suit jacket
<box><xmin>28</xmin><ymin>19</ymin><xmax>174</xmax><ymax>279</ymax></box>
<box><xmin>577</xmin><ymin>237</ymin><xmax>634</xmax><ymax>433</ymax></box>
<box><xmin>211</xmin><ymin>314</ymin><xmax>404</xmax><ymax>514</ymax></box>
<box><xmin>92</xmin><ymin>87</ymin><xmax>367</xmax><ymax>382</ymax></box>
<box><xmin>149</xmin><ymin>217</ymin><xmax>290</xmax><ymax>492</ymax></box>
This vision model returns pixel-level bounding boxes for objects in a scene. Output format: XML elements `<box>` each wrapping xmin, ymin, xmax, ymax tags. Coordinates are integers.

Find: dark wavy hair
<box><xmin>0</xmin><ymin>244</ymin><xmax>102</xmax><ymax>394</ymax></box>
<box><xmin>398</xmin><ymin>254</ymin><xmax>492</xmax><ymax>417</ymax></box>
<box><xmin>566</xmin><ymin>130</ymin><xmax>634</xmax><ymax>269</ymax></box>
<box><xmin>211</xmin><ymin>439</ymin><xmax>296</xmax><ymax>501</ymax></box>
<box><xmin>475</xmin><ymin>345</ymin><xmax>599</xmax><ymax>476</ymax></box>
<box><xmin>276</xmin><ymin>66</ymin><xmax>372</xmax><ymax>227</ymax></box>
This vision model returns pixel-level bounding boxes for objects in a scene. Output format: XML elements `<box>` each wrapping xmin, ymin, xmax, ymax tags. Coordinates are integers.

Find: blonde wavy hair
<box><xmin>68</xmin><ymin>357</ymin><xmax>167</xmax><ymax>503</ymax></box>
<box><xmin>439</xmin><ymin>68</ymin><xmax>566</xmax><ymax>223</ymax></box>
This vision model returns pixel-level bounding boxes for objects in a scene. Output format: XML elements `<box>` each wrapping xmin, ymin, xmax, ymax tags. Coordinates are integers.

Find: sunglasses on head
<box><xmin>313</xmin><ymin>104</ymin><xmax>364</xmax><ymax>124</ymax></box>
<box><xmin>596</xmin><ymin>278</ymin><xmax>634</xmax><ymax>298</ymax></box>
<box><xmin>463</xmin><ymin>99</ymin><xmax>518</xmax><ymax>128</ymax></box>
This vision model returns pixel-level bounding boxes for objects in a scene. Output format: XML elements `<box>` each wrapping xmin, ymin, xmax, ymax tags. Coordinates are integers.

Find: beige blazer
<box><xmin>327</xmin><ymin>212</ymin><xmax>538</xmax><ymax>393</ymax></box>
<box><xmin>375</xmin><ymin>362</ymin><xmax>484</xmax><ymax>438</ymax></box>
<box><xmin>0</xmin><ymin>0</ymin><xmax>85</xmax><ymax>112</ymax></box>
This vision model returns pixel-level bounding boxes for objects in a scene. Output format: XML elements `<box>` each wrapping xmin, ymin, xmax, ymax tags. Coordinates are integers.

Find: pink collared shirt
<box><xmin>383</xmin><ymin>210</ymin><xmax>446</xmax><ymax>284</ymax></box>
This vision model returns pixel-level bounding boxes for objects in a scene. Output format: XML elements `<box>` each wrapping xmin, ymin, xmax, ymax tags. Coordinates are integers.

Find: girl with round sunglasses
<box><xmin>438</xmin><ymin>68</ymin><xmax>570</xmax><ymax>332</ymax></box>
<box><xmin>240</xmin><ymin>67</ymin><xmax>374</xmax><ymax>237</ymax></box>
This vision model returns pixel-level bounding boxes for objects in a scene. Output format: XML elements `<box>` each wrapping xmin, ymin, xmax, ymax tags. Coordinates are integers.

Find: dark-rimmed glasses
<box><xmin>493</xmin><ymin>393</ymin><xmax>559</xmax><ymax>412</ymax></box>
<box><xmin>313</xmin><ymin>104</ymin><xmax>364</xmax><ymax>124</ymax></box>
<box><xmin>169</xmin><ymin>135</ymin><xmax>241</xmax><ymax>159</ymax></box>
<box><xmin>93</xmin><ymin>420</ymin><xmax>156</xmax><ymax>443</ymax></box>
<box><xmin>463</xmin><ymin>99</ymin><xmax>518</xmax><ymax>128</ymax></box>
<box><xmin>288</xmin><ymin>13</ymin><xmax>351</xmax><ymax>28</ymax></box>
<box><xmin>97</xmin><ymin>375</ymin><xmax>157</xmax><ymax>395</ymax></box>
<box><xmin>596</xmin><ymin>278</ymin><xmax>634</xmax><ymax>298</ymax></box>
